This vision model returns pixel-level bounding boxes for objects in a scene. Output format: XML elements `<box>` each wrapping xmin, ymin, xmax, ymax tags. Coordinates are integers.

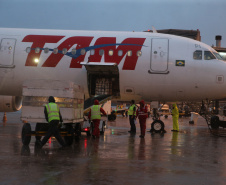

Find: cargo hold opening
<box><xmin>83</xmin><ymin>63</ymin><xmax>120</xmax><ymax>98</ymax></box>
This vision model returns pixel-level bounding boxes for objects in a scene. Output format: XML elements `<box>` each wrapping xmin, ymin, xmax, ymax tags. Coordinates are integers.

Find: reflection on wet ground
<box><xmin>0</xmin><ymin>111</ymin><xmax>226</xmax><ymax>185</ymax></box>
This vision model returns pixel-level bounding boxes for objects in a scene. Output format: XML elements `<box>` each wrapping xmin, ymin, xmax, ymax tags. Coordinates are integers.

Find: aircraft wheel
<box><xmin>151</xmin><ymin>120</ymin><xmax>165</xmax><ymax>133</ymax></box>
<box><xmin>100</xmin><ymin>121</ymin><xmax>105</xmax><ymax>135</ymax></box>
<box><xmin>22</xmin><ymin>123</ymin><xmax>31</xmax><ymax>145</ymax></box>
<box><xmin>64</xmin><ymin>125</ymin><xmax>74</xmax><ymax>146</ymax></box>
<box><xmin>210</xmin><ymin>116</ymin><xmax>220</xmax><ymax>129</ymax></box>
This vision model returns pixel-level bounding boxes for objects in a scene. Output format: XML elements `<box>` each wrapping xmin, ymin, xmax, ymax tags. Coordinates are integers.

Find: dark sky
<box><xmin>0</xmin><ymin>0</ymin><xmax>225</xmax><ymax>47</ymax></box>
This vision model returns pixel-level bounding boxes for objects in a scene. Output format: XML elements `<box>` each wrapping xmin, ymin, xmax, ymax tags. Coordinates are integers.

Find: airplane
<box><xmin>0</xmin><ymin>27</ymin><xmax>226</xmax><ymax>134</ymax></box>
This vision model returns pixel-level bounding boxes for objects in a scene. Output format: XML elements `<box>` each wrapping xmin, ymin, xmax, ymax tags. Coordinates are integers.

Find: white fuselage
<box><xmin>0</xmin><ymin>28</ymin><xmax>226</xmax><ymax>102</ymax></box>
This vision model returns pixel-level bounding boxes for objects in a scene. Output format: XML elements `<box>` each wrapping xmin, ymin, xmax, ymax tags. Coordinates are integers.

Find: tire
<box><xmin>64</xmin><ymin>125</ymin><xmax>74</xmax><ymax>146</ymax></box>
<box><xmin>151</xmin><ymin>120</ymin><xmax>165</xmax><ymax>133</ymax></box>
<box><xmin>22</xmin><ymin>123</ymin><xmax>31</xmax><ymax>145</ymax></box>
<box><xmin>210</xmin><ymin>116</ymin><xmax>220</xmax><ymax>129</ymax></box>
<box><xmin>100</xmin><ymin>121</ymin><xmax>105</xmax><ymax>135</ymax></box>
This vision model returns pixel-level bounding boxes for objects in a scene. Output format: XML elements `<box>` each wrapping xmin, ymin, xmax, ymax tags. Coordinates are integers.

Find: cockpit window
<box><xmin>193</xmin><ymin>50</ymin><xmax>202</xmax><ymax>60</ymax></box>
<box><xmin>213</xmin><ymin>52</ymin><xmax>223</xmax><ymax>60</ymax></box>
<box><xmin>204</xmin><ymin>51</ymin><xmax>216</xmax><ymax>60</ymax></box>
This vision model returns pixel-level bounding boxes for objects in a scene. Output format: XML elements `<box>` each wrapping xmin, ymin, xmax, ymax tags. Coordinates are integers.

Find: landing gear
<box><xmin>150</xmin><ymin>120</ymin><xmax>166</xmax><ymax>133</ymax></box>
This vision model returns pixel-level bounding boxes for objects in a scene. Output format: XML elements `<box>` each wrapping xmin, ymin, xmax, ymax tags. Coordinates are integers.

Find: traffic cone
<box><xmin>3</xmin><ymin>112</ymin><xmax>7</xmax><ymax>122</ymax></box>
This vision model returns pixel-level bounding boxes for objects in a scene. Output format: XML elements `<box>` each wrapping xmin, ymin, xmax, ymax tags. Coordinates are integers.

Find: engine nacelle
<box><xmin>0</xmin><ymin>96</ymin><xmax>22</xmax><ymax>112</ymax></box>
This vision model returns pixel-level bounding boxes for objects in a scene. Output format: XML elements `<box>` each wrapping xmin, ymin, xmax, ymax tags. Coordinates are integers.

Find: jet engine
<box><xmin>0</xmin><ymin>96</ymin><xmax>22</xmax><ymax>112</ymax></box>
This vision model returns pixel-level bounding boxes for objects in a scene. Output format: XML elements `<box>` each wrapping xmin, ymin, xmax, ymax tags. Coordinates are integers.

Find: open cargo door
<box><xmin>82</xmin><ymin>63</ymin><xmax>120</xmax><ymax>98</ymax></box>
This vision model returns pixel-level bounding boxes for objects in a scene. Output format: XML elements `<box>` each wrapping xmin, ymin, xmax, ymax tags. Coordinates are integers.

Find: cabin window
<box><xmin>127</xmin><ymin>50</ymin><xmax>132</xmax><ymax>56</ymax></box>
<box><xmin>193</xmin><ymin>50</ymin><xmax>202</xmax><ymax>60</ymax></box>
<box><xmin>71</xmin><ymin>49</ymin><xmax>76</xmax><ymax>55</ymax></box>
<box><xmin>99</xmin><ymin>49</ymin><xmax>104</xmax><ymax>56</ymax></box>
<box><xmin>26</xmin><ymin>47</ymin><xmax>31</xmax><ymax>53</ymax></box>
<box><xmin>109</xmin><ymin>50</ymin><xmax>114</xmax><ymax>56</ymax></box>
<box><xmin>35</xmin><ymin>47</ymin><xmax>40</xmax><ymax>54</ymax></box>
<box><xmin>44</xmin><ymin>48</ymin><xmax>49</xmax><ymax>53</ymax></box>
<box><xmin>53</xmin><ymin>48</ymin><xmax>58</xmax><ymax>54</ymax></box>
<box><xmin>62</xmin><ymin>48</ymin><xmax>67</xmax><ymax>55</ymax></box>
<box><xmin>118</xmin><ymin>50</ymin><xmax>123</xmax><ymax>56</ymax></box>
<box><xmin>204</xmin><ymin>51</ymin><xmax>216</xmax><ymax>60</ymax></box>
<box><xmin>90</xmin><ymin>49</ymin><xmax>95</xmax><ymax>55</ymax></box>
<box><xmin>137</xmin><ymin>50</ymin><xmax>142</xmax><ymax>57</ymax></box>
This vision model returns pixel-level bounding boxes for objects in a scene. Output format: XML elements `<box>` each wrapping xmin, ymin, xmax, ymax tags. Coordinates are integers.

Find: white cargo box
<box><xmin>21</xmin><ymin>80</ymin><xmax>84</xmax><ymax>123</ymax></box>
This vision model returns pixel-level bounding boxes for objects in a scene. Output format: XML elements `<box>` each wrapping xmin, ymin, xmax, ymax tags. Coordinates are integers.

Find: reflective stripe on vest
<box><xmin>128</xmin><ymin>104</ymin><xmax>136</xmax><ymax>116</ymax></box>
<box><xmin>46</xmin><ymin>103</ymin><xmax>60</xmax><ymax>122</ymax></box>
<box><xmin>91</xmin><ymin>105</ymin><xmax>101</xmax><ymax>120</ymax></box>
<box><xmin>138</xmin><ymin>108</ymin><xmax>148</xmax><ymax>116</ymax></box>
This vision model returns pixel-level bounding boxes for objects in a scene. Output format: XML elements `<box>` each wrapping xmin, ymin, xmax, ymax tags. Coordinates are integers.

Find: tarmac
<box><xmin>0</xmin><ymin>111</ymin><xmax>226</xmax><ymax>185</ymax></box>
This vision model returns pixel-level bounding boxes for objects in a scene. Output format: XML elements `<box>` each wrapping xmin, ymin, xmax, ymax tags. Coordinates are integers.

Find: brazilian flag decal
<box><xmin>176</xmin><ymin>60</ymin><xmax>185</xmax><ymax>67</ymax></box>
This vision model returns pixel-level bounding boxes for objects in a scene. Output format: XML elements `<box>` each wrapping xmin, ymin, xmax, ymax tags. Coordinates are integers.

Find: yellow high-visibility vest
<box><xmin>45</xmin><ymin>103</ymin><xmax>60</xmax><ymax>122</ymax></box>
<box><xmin>128</xmin><ymin>104</ymin><xmax>136</xmax><ymax>116</ymax></box>
<box><xmin>91</xmin><ymin>105</ymin><xmax>101</xmax><ymax>120</ymax></box>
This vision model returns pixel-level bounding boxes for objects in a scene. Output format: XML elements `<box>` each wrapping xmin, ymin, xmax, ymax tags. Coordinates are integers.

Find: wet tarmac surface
<box><xmin>0</xmin><ymin>111</ymin><xmax>226</xmax><ymax>185</ymax></box>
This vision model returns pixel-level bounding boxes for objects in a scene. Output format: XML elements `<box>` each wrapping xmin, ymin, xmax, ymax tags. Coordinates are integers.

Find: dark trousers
<box><xmin>41</xmin><ymin>120</ymin><xmax>65</xmax><ymax>147</ymax></box>
<box><xmin>129</xmin><ymin>115</ymin><xmax>136</xmax><ymax>133</ymax></box>
<box><xmin>92</xmin><ymin>119</ymin><xmax>100</xmax><ymax>137</ymax></box>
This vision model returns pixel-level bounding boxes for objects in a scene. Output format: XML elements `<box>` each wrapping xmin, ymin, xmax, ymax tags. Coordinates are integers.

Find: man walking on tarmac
<box><xmin>136</xmin><ymin>100</ymin><xmax>148</xmax><ymax>138</ymax></box>
<box><xmin>88</xmin><ymin>99</ymin><xmax>107</xmax><ymax>139</ymax></box>
<box><xmin>37</xmin><ymin>96</ymin><xmax>66</xmax><ymax>148</ymax></box>
<box><xmin>128</xmin><ymin>100</ymin><xmax>136</xmax><ymax>133</ymax></box>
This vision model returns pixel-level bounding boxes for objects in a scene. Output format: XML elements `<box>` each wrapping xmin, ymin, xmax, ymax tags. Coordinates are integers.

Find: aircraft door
<box><xmin>0</xmin><ymin>38</ymin><xmax>16</xmax><ymax>68</ymax></box>
<box><xmin>149</xmin><ymin>38</ymin><xmax>169</xmax><ymax>74</ymax></box>
<box><xmin>83</xmin><ymin>63</ymin><xmax>120</xmax><ymax>98</ymax></box>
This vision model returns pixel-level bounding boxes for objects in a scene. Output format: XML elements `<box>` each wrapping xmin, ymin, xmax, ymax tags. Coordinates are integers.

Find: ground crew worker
<box><xmin>128</xmin><ymin>100</ymin><xmax>136</xmax><ymax>133</ymax></box>
<box><xmin>136</xmin><ymin>100</ymin><xmax>148</xmax><ymax>138</ymax></box>
<box><xmin>171</xmin><ymin>103</ymin><xmax>179</xmax><ymax>132</ymax></box>
<box><xmin>88</xmin><ymin>99</ymin><xmax>107</xmax><ymax>139</ymax></box>
<box><xmin>37</xmin><ymin>96</ymin><xmax>66</xmax><ymax>148</ymax></box>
